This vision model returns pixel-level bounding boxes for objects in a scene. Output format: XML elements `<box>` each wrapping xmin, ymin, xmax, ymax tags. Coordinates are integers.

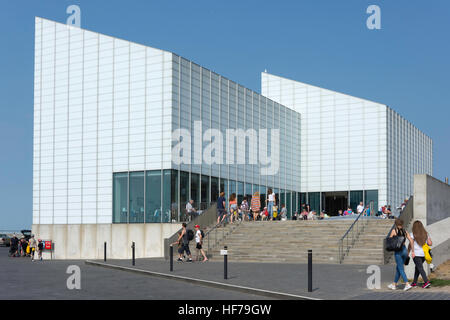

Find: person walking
<box><xmin>37</xmin><ymin>239</ymin><xmax>44</xmax><ymax>261</ymax></box>
<box><xmin>217</xmin><ymin>192</ymin><xmax>226</xmax><ymax>225</ymax></box>
<box><xmin>176</xmin><ymin>223</ymin><xmax>193</xmax><ymax>262</ymax></box>
<box><xmin>410</xmin><ymin>221</ymin><xmax>432</xmax><ymax>288</ymax></box>
<box><xmin>266</xmin><ymin>188</ymin><xmax>276</xmax><ymax>221</ymax></box>
<box><xmin>29</xmin><ymin>235</ymin><xmax>37</xmax><ymax>261</ymax></box>
<box><xmin>388</xmin><ymin>219</ymin><xmax>415</xmax><ymax>291</ymax></box>
<box><xmin>9</xmin><ymin>235</ymin><xmax>19</xmax><ymax>257</ymax></box>
<box><xmin>240</xmin><ymin>197</ymin><xmax>250</xmax><ymax>221</ymax></box>
<box><xmin>194</xmin><ymin>225</ymin><xmax>208</xmax><ymax>262</ymax></box>
<box><xmin>251</xmin><ymin>191</ymin><xmax>260</xmax><ymax>221</ymax></box>
<box><xmin>228</xmin><ymin>193</ymin><xmax>238</xmax><ymax>224</ymax></box>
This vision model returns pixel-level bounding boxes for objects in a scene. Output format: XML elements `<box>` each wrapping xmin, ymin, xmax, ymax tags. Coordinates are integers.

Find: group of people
<box><xmin>388</xmin><ymin>219</ymin><xmax>433</xmax><ymax>290</ymax></box>
<box><xmin>8</xmin><ymin>234</ymin><xmax>44</xmax><ymax>261</ymax></box>
<box><xmin>172</xmin><ymin>223</ymin><xmax>208</xmax><ymax>263</ymax></box>
<box><xmin>216</xmin><ymin>189</ymin><xmax>289</xmax><ymax>224</ymax></box>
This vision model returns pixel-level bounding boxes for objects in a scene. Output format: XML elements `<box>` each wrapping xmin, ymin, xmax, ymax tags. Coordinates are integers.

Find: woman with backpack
<box><xmin>194</xmin><ymin>225</ymin><xmax>208</xmax><ymax>262</ymax></box>
<box><xmin>410</xmin><ymin>220</ymin><xmax>432</xmax><ymax>288</ymax></box>
<box><xmin>388</xmin><ymin>218</ymin><xmax>415</xmax><ymax>291</ymax></box>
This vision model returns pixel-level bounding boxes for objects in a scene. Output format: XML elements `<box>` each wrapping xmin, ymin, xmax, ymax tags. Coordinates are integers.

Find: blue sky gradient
<box><xmin>0</xmin><ymin>0</ymin><xmax>449</xmax><ymax>229</ymax></box>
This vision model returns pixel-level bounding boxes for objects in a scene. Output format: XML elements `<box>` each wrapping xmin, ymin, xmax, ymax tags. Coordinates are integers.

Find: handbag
<box><xmin>386</xmin><ymin>228</ymin><xmax>405</xmax><ymax>252</ymax></box>
<box><xmin>423</xmin><ymin>243</ymin><xmax>433</xmax><ymax>264</ymax></box>
<box><xmin>404</xmin><ymin>256</ymin><xmax>410</xmax><ymax>265</ymax></box>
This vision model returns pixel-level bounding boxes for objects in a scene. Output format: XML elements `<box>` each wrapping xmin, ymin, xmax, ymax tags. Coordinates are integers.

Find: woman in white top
<box><xmin>410</xmin><ymin>220</ymin><xmax>432</xmax><ymax>288</ymax></box>
<box><xmin>267</xmin><ymin>188</ymin><xmax>276</xmax><ymax>221</ymax></box>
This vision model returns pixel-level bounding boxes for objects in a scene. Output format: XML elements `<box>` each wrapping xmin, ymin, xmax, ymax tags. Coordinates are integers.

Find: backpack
<box><xmin>187</xmin><ymin>229</ymin><xmax>194</xmax><ymax>241</ymax></box>
<box><xmin>200</xmin><ymin>230</ymin><xmax>205</xmax><ymax>238</ymax></box>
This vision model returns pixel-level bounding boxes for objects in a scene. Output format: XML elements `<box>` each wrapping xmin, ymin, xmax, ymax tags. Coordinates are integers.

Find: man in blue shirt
<box><xmin>217</xmin><ymin>192</ymin><xmax>226</xmax><ymax>224</ymax></box>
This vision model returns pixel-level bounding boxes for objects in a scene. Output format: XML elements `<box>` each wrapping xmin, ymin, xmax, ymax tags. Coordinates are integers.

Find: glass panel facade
<box><xmin>237</xmin><ymin>182</ymin><xmax>244</xmax><ymax>205</ymax></box>
<box><xmin>113</xmin><ymin>170</ymin><xmax>301</xmax><ymax>223</ymax></box>
<box><xmin>201</xmin><ymin>175</ymin><xmax>209</xmax><ymax>204</ymax></box>
<box><xmin>365</xmin><ymin>190</ymin><xmax>378</xmax><ymax>215</ymax></box>
<box><xmin>180</xmin><ymin>171</ymin><xmax>189</xmax><ymax>221</ymax></box>
<box><xmin>350</xmin><ymin>190</ymin><xmax>363</xmax><ymax>213</ymax></box>
<box><xmin>146</xmin><ymin>170</ymin><xmax>162</xmax><ymax>223</ymax></box>
<box><xmin>211</xmin><ymin>177</ymin><xmax>219</xmax><ymax>203</ymax></box>
<box><xmin>163</xmin><ymin>170</ymin><xmax>172</xmax><ymax>222</ymax></box>
<box><xmin>308</xmin><ymin>192</ymin><xmax>320</xmax><ymax>212</ymax></box>
<box><xmin>190</xmin><ymin>173</ymin><xmax>200</xmax><ymax>205</ymax></box>
<box><xmin>129</xmin><ymin>171</ymin><xmax>144</xmax><ymax>223</ymax></box>
<box><xmin>259</xmin><ymin>185</ymin><xmax>266</xmax><ymax>211</ymax></box>
<box><xmin>286</xmin><ymin>192</ymin><xmax>292</xmax><ymax>218</ymax></box>
<box><xmin>113</xmin><ymin>172</ymin><xmax>128</xmax><ymax>223</ymax></box>
<box><xmin>171</xmin><ymin>170</ymin><xmax>179</xmax><ymax>221</ymax></box>
<box><xmin>245</xmin><ymin>183</ymin><xmax>252</xmax><ymax>202</ymax></box>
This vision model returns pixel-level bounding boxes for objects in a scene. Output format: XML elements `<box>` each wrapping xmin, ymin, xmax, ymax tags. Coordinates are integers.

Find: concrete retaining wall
<box><xmin>32</xmin><ymin>223</ymin><xmax>181</xmax><ymax>260</ymax></box>
<box><xmin>404</xmin><ymin>217</ymin><xmax>450</xmax><ymax>279</ymax></box>
<box><xmin>414</xmin><ymin>174</ymin><xmax>450</xmax><ymax>226</ymax></box>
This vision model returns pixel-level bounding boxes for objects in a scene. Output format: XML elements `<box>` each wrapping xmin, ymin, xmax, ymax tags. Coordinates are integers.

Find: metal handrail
<box><xmin>205</xmin><ymin>212</ymin><xmax>244</xmax><ymax>256</ymax></box>
<box><xmin>337</xmin><ymin>201</ymin><xmax>374</xmax><ymax>264</ymax></box>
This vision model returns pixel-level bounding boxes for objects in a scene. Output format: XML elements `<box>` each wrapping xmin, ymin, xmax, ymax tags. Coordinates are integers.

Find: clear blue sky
<box><xmin>0</xmin><ymin>0</ymin><xmax>449</xmax><ymax>230</ymax></box>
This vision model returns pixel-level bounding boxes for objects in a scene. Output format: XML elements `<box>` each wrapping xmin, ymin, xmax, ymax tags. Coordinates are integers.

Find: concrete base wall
<box><xmin>414</xmin><ymin>174</ymin><xmax>450</xmax><ymax>226</ymax></box>
<box><xmin>31</xmin><ymin>223</ymin><xmax>181</xmax><ymax>260</ymax></box>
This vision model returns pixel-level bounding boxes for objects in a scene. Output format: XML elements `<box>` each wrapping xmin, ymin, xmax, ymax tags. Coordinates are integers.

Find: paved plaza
<box><xmin>1</xmin><ymin>247</ymin><xmax>449</xmax><ymax>300</ymax></box>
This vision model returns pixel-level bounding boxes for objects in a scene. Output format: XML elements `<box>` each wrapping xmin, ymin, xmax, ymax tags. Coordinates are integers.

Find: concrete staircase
<box><xmin>206</xmin><ymin>219</ymin><xmax>393</xmax><ymax>264</ymax></box>
<box><xmin>340</xmin><ymin>219</ymin><xmax>394</xmax><ymax>265</ymax></box>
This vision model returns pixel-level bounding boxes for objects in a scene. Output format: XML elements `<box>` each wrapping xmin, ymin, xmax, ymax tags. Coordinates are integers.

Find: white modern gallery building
<box><xmin>32</xmin><ymin>17</ymin><xmax>433</xmax><ymax>259</ymax></box>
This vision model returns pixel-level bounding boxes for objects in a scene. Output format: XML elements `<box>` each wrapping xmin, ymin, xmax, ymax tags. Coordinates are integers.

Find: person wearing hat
<box><xmin>194</xmin><ymin>225</ymin><xmax>208</xmax><ymax>262</ymax></box>
<box><xmin>29</xmin><ymin>235</ymin><xmax>37</xmax><ymax>261</ymax></box>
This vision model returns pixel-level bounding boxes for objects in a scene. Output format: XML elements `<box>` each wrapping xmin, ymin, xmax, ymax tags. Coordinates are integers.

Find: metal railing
<box><xmin>163</xmin><ymin>202</ymin><xmax>217</xmax><ymax>259</ymax></box>
<box><xmin>337</xmin><ymin>201</ymin><xmax>374</xmax><ymax>264</ymax></box>
<box><xmin>205</xmin><ymin>212</ymin><xmax>244</xmax><ymax>256</ymax></box>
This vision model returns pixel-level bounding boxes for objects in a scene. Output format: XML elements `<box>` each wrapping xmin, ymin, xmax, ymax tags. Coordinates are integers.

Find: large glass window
<box><xmin>201</xmin><ymin>175</ymin><xmax>209</xmax><ymax>205</ymax></box>
<box><xmin>259</xmin><ymin>185</ymin><xmax>266</xmax><ymax>211</ymax></box>
<box><xmin>300</xmin><ymin>193</ymin><xmax>306</xmax><ymax>210</ymax></box>
<box><xmin>286</xmin><ymin>192</ymin><xmax>292</xmax><ymax>218</ymax></box>
<box><xmin>365</xmin><ymin>190</ymin><xmax>378</xmax><ymax>215</ymax></box>
<box><xmin>280</xmin><ymin>189</ymin><xmax>286</xmax><ymax>211</ymax></box>
<box><xmin>113</xmin><ymin>172</ymin><xmax>128</xmax><ymax>223</ymax></box>
<box><xmin>146</xmin><ymin>171</ymin><xmax>162</xmax><ymax>223</ymax></box>
<box><xmin>180</xmin><ymin>171</ymin><xmax>189</xmax><ymax>221</ymax></box>
<box><xmin>129</xmin><ymin>171</ymin><xmax>144</xmax><ymax>223</ymax></box>
<box><xmin>190</xmin><ymin>173</ymin><xmax>200</xmax><ymax>207</ymax></box>
<box><xmin>237</xmin><ymin>181</ymin><xmax>244</xmax><ymax>205</ymax></box>
<box><xmin>350</xmin><ymin>190</ymin><xmax>363</xmax><ymax>213</ymax></box>
<box><xmin>163</xmin><ymin>170</ymin><xmax>172</xmax><ymax>222</ymax></box>
<box><xmin>171</xmin><ymin>170</ymin><xmax>179</xmax><ymax>221</ymax></box>
<box><xmin>230</xmin><ymin>180</ymin><xmax>236</xmax><ymax>196</ymax></box>
<box><xmin>211</xmin><ymin>176</ymin><xmax>219</xmax><ymax>203</ymax></box>
<box><xmin>245</xmin><ymin>183</ymin><xmax>252</xmax><ymax>203</ymax></box>
<box><xmin>308</xmin><ymin>192</ymin><xmax>320</xmax><ymax>213</ymax></box>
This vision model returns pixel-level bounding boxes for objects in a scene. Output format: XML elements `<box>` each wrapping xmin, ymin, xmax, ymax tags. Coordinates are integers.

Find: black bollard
<box><xmin>224</xmin><ymin>246</ymin><xmax>228</xmax><ymax>280</ymax></box>
<box><xmin>170</xmin><ymin>245</ymin><xmax>173</xmax><ymax>272</ymax></box>
<box><xmin>104</xmin><ymin>241</ymin><xmax>107</xmax><ymax>262</ymax></box>
<box><xmin>308</xmin><ymin>249</ymin><xmax>312</xmax><ymax>292</ymax></box>
<box><xmin>132</xmin><ymin>242</ymin><xmax>135</xmax><ymax>266</ymax></box>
